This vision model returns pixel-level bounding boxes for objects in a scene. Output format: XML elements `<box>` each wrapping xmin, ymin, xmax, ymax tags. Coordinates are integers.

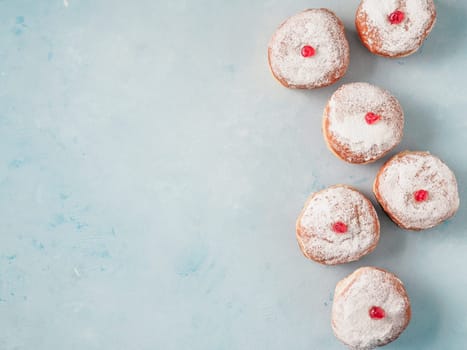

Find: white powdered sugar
<box><xmin>268</xmin><ymin>9</ymin><xmax>349</xmax><ymax>88</ymax></box>
<box><xmin>332</xmin><ymin>267</ymin><xmax>410</xmax><ymax>349</ymax></box>
<box><xmin>376</xmin><ymin>152</ymin><xmax>459</xmax><ymax>230</ymax></box>
<box><xmin>325</xmin><ymin>82</ymin><xmax>404</xmax><ymax>163</ymax></box>
<box><xmin>358</xmin><ymin>0</ymin><xmax>436</xmax><ymax>56</ymax></box>
<box><xmin>296</xmin><ymin>185</ymin><xmax>379</xmax><ymax>264</ymax></box>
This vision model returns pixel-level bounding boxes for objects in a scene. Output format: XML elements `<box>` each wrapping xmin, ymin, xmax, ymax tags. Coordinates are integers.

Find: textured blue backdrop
<box><xmin>0</xmin><ymin>0</ymin><xmax>466</xmax><ymax>349</ymax></box>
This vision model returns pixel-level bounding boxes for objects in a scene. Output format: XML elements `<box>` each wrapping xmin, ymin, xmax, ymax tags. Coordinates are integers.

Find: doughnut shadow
<box><xmin>392</xmin><ymin>279</ymin><xmax>440</xmax><ymax>348</ymax></box>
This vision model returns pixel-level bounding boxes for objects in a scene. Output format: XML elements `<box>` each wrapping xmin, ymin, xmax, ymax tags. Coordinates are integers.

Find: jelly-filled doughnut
<box><xmin>356</xmin><ymin>0</ymin><xmax>437</xmax><ymax>58</ymax></box>
<box><xmin>332</xmin><ymin>267</ymin><xmax>411</xmax><ymax>349</ymax></box>
<box><xmin>268</xmin><ymin>9</ymin><xmax>350</xmax><ymax>89</ymax></box>
<box><xmin>323</xmin><ymin>82</ymin><xmax>404</xmax><ymax>164</ymax></box>
<box><xmin>374</xmin><ymin>151</ymin><xmax>460</xmax><ymax>230</ymax></box>
<box><xmin>296</xmin><ymin>185</ymin><xmax>380</xmax><ymax>265</ymax></box>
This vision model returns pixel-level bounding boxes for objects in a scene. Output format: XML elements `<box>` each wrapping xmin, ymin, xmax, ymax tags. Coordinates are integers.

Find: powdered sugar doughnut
<box><xmin>356</xmin><ymin>0</ymin><xmax>436</xmax><ymax>58</ymax></box>
<box><xmin>268</xmin><ymin>9</ymin><xmax>350</xmax><ymax>89</ymax></box>
<box><xmin>374</xmin><ymin>151</ymin><xmax>460</xmax><ymax>230</ymax></box>
<box><xmin>323</xmin><ymin>82</ymin><xmax>404</xmax><ymax>164</ymax></box>
<box><xmin>296</xmin><ymin>185</ymin><xmax>380</xmax><ymax>265</ymax></box>
<box><xmin>332</xmin><ymin>267</ymin><xmax>411</xmax><ymax>349</ymax></box>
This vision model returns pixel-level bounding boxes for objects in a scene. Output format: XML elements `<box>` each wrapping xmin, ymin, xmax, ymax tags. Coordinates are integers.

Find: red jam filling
<box><xmin>365</xmin><ymin>112</ymin><xmax>381</xmax><ymax>124</ymax></box>
<box><xmin>332</xmin><ymin>222</ymin><xmax>348</xmax><ymax>234</ymax></box>
<box><xmin>301</xmin><ymin>45</ymin><xmax>316</xmax><ymax>58</ymax></box>
<box><xmin>414</xmin><ymin>189</ymin><xmax>429</xmax><ymax>202</ymax></box>
<box><xmin>369</xmin><ymin>306</ymin><xmax>386</xmax><ymax>319</ymax></box>
<box><xmin>389</xmin><ymin>10</ymin><xmax>405</xmax><ymax>24</ymax></box>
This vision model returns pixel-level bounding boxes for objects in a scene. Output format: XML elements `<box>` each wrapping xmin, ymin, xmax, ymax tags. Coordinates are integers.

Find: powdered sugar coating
<box><xmin>356</xmin><ymin>0</ymin><xmax>436</xmax><ymax>57</ymax></box>
<box><xmin>296</xmin><ymin>185</ymin><xmax>380</xmax><ymax>265</ymax></box>
<box><xmin>332</xmin><ymin>267</ymin><xmax>411</xmax><ymax>349</ymax></box>
<box><xmin>375</xmin><ymin>151</ymin><xmax>459</xmax><ymax>230</ymax></box>
<box><xmin>324</xmin><ymin>82</ymin><xmax>404</xmax><ymax>164</ymax></box>
<box><xmin>268</xmin><ymin>9</ymin><xmax>350</xmax><ymax>89</ymax></box>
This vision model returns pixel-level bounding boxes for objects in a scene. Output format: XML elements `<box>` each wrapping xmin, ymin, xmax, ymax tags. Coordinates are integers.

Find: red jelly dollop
<box><xmin>301</xmin><ymin>45</ymin><xmax>316</xmax><ymax>58</ymax></box>
<box><xmin>365</xmin><ymin>112</ymin><xmax>381</xmax><ymax>124</ymax></box>
<box><xmin>414</xmin><ymin>189</ymin><xmax>429</xmax><ymax>202</ymax></box>
<box><xmin>389</xmin><ymin>10</ymin><xmax>405</xmax><ymax>24</ymax></box>
<box><xmin>369</xmin><ymin>306</ymin><xmax>386</xmax><ymax>319</ymax></box>
<box><xmin>332</xmin><ymin>222</ymin><xmax>348</xmax><ymax>234</ymax></box>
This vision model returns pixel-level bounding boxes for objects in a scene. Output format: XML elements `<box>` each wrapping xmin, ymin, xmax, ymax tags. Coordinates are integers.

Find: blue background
<box><xmin>1</xmin><ymin>0</ymin><xmax>466</xmax><ymax>349</ymax></box>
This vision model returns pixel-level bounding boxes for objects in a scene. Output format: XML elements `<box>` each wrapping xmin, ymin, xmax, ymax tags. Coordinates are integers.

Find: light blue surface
<box><xmin>0</xmin><ymin>0</ymin><xmax>466</xmax><ymax>349</ymax></box>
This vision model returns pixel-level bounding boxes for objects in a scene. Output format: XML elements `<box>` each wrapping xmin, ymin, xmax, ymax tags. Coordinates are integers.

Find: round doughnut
<box><xmin>332</xmin><ymin>267</ymin><xmax>411</xmax><ymax>349</ymax></box>
<box><xmin>296</xmin><ymin>185</ymin><xmax>380</xmax><ymax>265</ymax></box>
<box><xmin>374</xmin><ymin>151</ymin><xmax>460</xmax><ymax>230</ymax></box>
<box><xmin>268</xmin><ymin>8</ymin><xmax>350</xmax><ymax>89</ymax></box>
<box><xmin>355</xmin><ymin>0</ymin><xmax>437</xmax><ymax>58</ymax></box>
<box><xmin>323</xmin><ymin>82</ymin><xmax>404</xmax><ymax>164</ymax></box>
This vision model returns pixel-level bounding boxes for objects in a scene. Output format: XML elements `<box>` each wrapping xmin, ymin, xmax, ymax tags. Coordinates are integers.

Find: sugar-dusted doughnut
<box><xmin>296</xmin><ymin>185</ymin><xmax>380</xmax><ymax>265</ymax></box>
<box><xmin>374</xmin><ymin>151</ymin><xmax>460</xmax><ymax>230</ymax></box>
<box><xmin>268</xmin><ymin>9</ymin><xmax>350</xmax><ymax>89</ymax></box>
<box><xmin>356</xmin><ymin>0</ymin><xmax>436</xmax><ymax>58</ymax></box>
<box><xmin>323</xmin><ymin>82</ymin><xmax>404</xmax><ymax>164</ymax></box>
<box><xmin>332</xmin><ymin>267</ymin><xmax>411</xmax><ymax>349</ymax></box>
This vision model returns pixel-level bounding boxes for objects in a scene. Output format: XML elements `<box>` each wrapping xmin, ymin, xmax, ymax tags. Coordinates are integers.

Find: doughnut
<box><xmin>268</xmin><ymin>9</ymin><xmax>350</xmax><ymax>89</ymax></box>
<box><xmin>374</xmin><ymin>151</ymin><xmax>460</xmax><ymax>230</ymax></box>
<box><xmin>356</xmin><ymin>0</ymin><xmax>437</xmax><ymax>58</ymax></box>
<box><xmin>296</xmin><ymin>185</ymin><xmax>380</xmax><ymax>265</ymax></box>
<box><xmin>323</xmin><ymin>82</ymin><xmax>404</xmax><ymax>164</ymax></box>
<box><xmin>332</xmin><ymin>267</ymin><xmax>411</xmax><ymax>349</ymax></box>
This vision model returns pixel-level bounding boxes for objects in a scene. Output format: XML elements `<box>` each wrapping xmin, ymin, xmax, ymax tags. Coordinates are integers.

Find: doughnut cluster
<box><xmin>268</xmin><ymin>1</ymin><xmax>460</xmax><ymax>349</ymax></box>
